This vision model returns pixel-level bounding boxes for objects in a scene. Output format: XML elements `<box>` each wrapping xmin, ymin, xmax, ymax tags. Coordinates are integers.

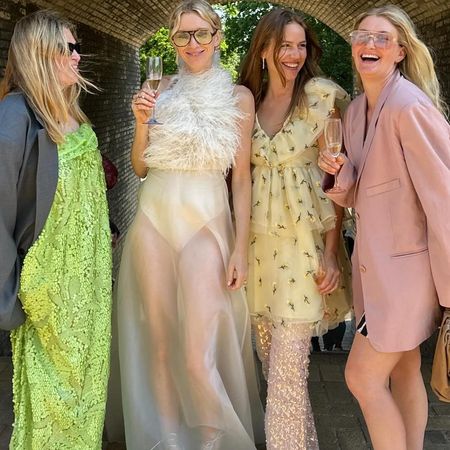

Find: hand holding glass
<box><xmin>145</xmin><ymin>56</ymin><xmax>163</xmax><ymax>125</ymax></box>
<box><xmin>324</xmin><ymin>118</ymin><xmax>344</xmax><ymax>193</ymax></box>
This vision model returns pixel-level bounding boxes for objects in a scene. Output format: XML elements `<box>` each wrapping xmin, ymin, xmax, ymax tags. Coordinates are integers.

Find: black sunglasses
<box><xmin>68</xmin><ymin>42</ymin><xmax>81</xmax><ymax>54</ymax></box>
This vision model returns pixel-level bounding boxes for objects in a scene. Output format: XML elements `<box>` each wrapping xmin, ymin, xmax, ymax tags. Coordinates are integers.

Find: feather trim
<box><xmin>143</xmin><ymin>68</ymin><xmax>244</xmax><ymax>173</ymax></box>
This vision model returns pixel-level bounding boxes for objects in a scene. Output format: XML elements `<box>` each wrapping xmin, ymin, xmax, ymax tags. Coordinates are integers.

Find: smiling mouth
<box><xmin>282</xmin><ymin>62</ymin><xmax>300</xmax><ymax>69</ymax></box>
<box><xmin>186</xmin><ymin>50</ymin><xmax>205</xmax><ymax>57</ymax></box>
<box><xmin>360</xmin><ymin>54</ymin><xmax>380</xmax><ymax>62</ymax></box>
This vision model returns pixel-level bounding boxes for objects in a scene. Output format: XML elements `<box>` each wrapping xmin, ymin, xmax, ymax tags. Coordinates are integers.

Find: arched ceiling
<box><xmin>33</xmin><ymin>0</ymin><xmax>450</xmax><ymax>47</ymax></box>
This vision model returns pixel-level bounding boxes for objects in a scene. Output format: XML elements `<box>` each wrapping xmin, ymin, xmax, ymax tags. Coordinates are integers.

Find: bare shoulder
<box><xmin>234</xmin><ymin>85</ymin><xmax>255</xmax><ymax>113</ymax></box>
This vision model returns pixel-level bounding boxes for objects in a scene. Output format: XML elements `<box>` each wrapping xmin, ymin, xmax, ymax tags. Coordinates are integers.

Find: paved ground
<box><xmin>1</xmin><ymin>348</ymin><xmax>449</xmax><ymax>449</ymax></box>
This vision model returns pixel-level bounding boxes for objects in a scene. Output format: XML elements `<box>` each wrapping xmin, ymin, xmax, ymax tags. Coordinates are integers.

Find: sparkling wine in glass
<box><xmin>145</xmin><ymin>56</ymin><xmax>163</xmax><ymax>125</ymax></box>
<box><xmin>324</xmin><ymin>118</ymin><xmax>344</xmax><ymax>193</ymax></box>
<box><xmin>313</xmin><ymin>249</ymin><xmax>326</xmax><ymax>286</ymax></box>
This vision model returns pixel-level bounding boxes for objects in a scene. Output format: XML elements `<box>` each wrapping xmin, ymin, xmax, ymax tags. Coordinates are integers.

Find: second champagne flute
<box><xmin>324</xmin><ymin>117</ymin><xmax>344</xmax><ymax>193</ymax></box>
<box><xmin>145</xmin><ymin>56</ymin><xmax>163</xmax><ymax>125</ymax></box>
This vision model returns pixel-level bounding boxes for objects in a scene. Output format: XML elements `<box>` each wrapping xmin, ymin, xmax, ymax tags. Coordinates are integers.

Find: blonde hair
<box><xmin>0</xmin><ymin>10</ymin><xmax>96</xmax><ymax>144</ymax></box>
<box><xmin>354</xmin><ymin>5</ymin><xmax>447</xmax><ymax>116</ymax></box>
<box><xmin>168</xmin><ymin>0</ymin><xmax>222</xmax><ymax>39</ymax></box>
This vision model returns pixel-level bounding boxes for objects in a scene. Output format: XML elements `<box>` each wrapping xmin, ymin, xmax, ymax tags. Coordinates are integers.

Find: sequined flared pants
<box><xmin>254</xmin><ymin>318</ymin><xmax>319</xmax><ymax>450</ymax></box>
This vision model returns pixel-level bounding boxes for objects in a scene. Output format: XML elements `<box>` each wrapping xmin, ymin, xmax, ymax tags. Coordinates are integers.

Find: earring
<box><xmin>262</xmin><ymin>58</ymin><xmax>266</xmax><ymax>70</ymax></box>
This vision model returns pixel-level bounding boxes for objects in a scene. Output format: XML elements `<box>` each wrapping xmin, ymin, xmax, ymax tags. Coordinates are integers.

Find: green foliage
<box><xmin>303</xmin><ymin>16</ymin><xmax>353</xmax><ymax>93</ymax></box>
<box><xmin>139</xmin><ymin>27</ymin><xmax>177</xmax><ymax>82</ymax></box>
<box><xmin>219</xmin><ymin>2</ymin><xmax>273</xmax><ymax>56</ymax></box>
<box><xmin>138</xmin><ymin>2</ymin><xmax>353</xmax><ymax>93</ymax></box>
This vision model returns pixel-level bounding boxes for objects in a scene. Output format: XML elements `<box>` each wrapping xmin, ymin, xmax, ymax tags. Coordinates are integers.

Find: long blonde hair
<box><xmin>0</xmin><ymin>10</ymin><xmax>96</xmax><ymax>143</ymax></box>
<box><xmin>354</xmin><ymin>5</ymin><xmax>447</xmax><ymax>116</ymax></box>
<box><xmin>168</xmin><ymin>0</ymin><xmax>222</xmax><ymax>39</ymax></box>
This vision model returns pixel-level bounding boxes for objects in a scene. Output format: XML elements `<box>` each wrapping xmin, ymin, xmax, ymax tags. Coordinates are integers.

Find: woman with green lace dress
<box><xmin>0</xmin><ymin>11</ymin><xmax>112</xmax><ymax>449</ymax></box>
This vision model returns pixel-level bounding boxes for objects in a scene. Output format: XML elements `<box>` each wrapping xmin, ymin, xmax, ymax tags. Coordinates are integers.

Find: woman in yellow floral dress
<box><xmin>0</xmin><ymin>11</ymin><xmax>111</xmax><ymax>449</ymax></box>
<box><xmin>240</xmin><ymin>9</ymin><xmax>352</xmax><ymax>449</ymax></box>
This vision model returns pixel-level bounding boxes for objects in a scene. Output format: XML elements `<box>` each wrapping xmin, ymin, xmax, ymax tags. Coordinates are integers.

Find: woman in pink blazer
<box><xmin>319</xmin><ymin>5</ymin><xmax>450</xmax><ymax>450</ymax></box>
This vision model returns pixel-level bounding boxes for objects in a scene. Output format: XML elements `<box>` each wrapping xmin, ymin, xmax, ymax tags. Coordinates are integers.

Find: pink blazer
<box><xmin>324</xmin><ymin>71</ymin><xmax>450</xmax><ymax>352</ymax></box>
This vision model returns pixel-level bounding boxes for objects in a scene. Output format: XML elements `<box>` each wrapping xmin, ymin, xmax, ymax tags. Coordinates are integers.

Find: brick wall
<box><xmin>0</xmin><ymin>4</ymin><xmax>141</xmax><ymax>355</ymax></box>
<box><xmin>77</xmin><ymin>22</ymin><xmax>141</xmax><ymax>275</ymax></box>
<box><xmin>0</xmin><ymin>0</ymin><xmax>448</xmax><ymax>356</ymax></box>
<box><xmin>0</xmin><ymin>1</ymin><xmax>25</xmax><ymax>75</ymax></box>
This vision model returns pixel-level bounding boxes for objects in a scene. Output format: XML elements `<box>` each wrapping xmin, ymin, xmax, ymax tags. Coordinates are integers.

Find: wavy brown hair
<box><xmin>239</xmin><ymin>8</ymin><xmax>322</xmax><ymax>119</ymax></box>
<box><xmin>0</xmin><ymin>10</ymin><xmax>96</xmax><ymax>143</ymax></box>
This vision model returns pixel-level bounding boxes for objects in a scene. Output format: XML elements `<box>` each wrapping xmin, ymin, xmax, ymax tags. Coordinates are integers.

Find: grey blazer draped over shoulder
<box><xmin>0</xmin><ymin>91</ymin><xmax>58</xmax><ymax>330</ymax></box>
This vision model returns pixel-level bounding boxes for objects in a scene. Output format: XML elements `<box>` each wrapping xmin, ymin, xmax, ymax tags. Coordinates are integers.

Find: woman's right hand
<box><xmin>131</xmin><ymin>85</ymin><xmax>158</xmax><ymax>124</ymax></box>
<box><xmin>318</xmin><ymin>150</ymin><xmax>347</xmax><ymax>175</ymax></box>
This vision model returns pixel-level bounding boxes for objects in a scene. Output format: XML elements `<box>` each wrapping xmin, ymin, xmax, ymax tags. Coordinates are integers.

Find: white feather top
<box><xmin>143</xmin><ymin>67</ymin><xmax>243</xmax><ymax>173</ymax></box>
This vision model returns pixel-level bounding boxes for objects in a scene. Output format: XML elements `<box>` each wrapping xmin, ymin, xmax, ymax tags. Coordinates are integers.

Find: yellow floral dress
<box><xmin>247</xmin><ymin>78</ymin><xmax>352</xmax><ymax>334</ymax></box>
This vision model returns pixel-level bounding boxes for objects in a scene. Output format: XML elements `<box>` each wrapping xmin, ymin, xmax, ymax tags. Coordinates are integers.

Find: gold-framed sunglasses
<box><xmin>172</xmin><ymin>29</ymin><xmax>217</xmax><ymax>47</ymax></box>
<box><xmin>349</xmin><ymin>30</ymin><xmax>398</xmax><ymax>49</ymax></box>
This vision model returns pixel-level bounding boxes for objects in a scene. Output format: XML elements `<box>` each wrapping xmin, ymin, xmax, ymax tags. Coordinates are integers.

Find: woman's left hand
<box><xmin>227</xmin><ymin>250</ymin><xmax>248</xmax><ymax>290</ymax></box>
<box><xmin>317</xmin><ymin>251</ymin><xmax>340</xmax><ymax>295</ymax></box>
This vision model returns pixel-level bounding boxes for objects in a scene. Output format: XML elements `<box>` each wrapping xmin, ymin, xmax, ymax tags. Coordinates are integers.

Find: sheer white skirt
<box><xmin>117</xmin><ymin>169</ymin><xmax>264</xmax><ymax>450</ymax></box>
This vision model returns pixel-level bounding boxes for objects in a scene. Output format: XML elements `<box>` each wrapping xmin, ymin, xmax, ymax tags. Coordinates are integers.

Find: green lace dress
<box><xmin>10</xmin><ymin>124</ymin><xmax>112</xmax><ymax>450</ymax></box>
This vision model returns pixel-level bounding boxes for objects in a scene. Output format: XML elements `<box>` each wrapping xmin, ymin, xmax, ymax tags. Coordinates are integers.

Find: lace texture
<box><xmin>258</xmin><ymin>319</ymin><xmax>319</xmax><ymax>450</ymax></box>
<box><xmin>10</xmin><ymin>124</ymin><xmax>112</xmax><ymax>450</ymax></box>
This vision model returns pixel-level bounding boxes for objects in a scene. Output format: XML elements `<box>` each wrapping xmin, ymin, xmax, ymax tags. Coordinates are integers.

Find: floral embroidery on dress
<box><xmin>11</xmin><ymin>124</ymin><xmax>112</xmax><ymax>450</ymax></box>
<box><xmin>247</xmin><ymin>78</ymin><xmax>352</xmax><ymax>335</ymax></box>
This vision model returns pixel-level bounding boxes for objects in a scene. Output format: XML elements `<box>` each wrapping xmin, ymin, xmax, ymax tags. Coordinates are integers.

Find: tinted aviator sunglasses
<box><xmin>68</xmin><ymin>42</ymin><xmax>81</xmax><ymax>54</ymax></box>
<box><xmin>172</xmin><ymin>29</ymin><xmax>217</xmax><ymax>47</ymax></box>
<box><xmin>349</xmin><ymin>31</ymin><xmax>398</xmax><ymax>49</ymax></box>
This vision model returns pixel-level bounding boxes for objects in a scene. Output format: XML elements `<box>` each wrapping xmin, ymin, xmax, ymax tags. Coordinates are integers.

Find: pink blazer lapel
<box><xmin>356</xmin><ymin>71</ymin><xmax>402</xmax><ymax>188</ymax></box>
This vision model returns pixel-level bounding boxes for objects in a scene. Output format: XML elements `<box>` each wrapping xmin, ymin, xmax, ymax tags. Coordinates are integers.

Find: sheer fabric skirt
<box><xmin>117</xmin><ymin>170</ymin><xmax>264</xmax><ymax>450</ymax></box>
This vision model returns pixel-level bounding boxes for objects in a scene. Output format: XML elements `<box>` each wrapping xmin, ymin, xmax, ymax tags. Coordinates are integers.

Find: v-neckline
<box><xmin>255</xmin><ymin>113</ymin><xmax>291</xmax><ymax>141</ymax></box>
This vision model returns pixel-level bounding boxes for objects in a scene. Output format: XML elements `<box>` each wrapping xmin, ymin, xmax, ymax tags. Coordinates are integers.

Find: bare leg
<box><xmin>179</xmin><ymin>227</ymin><xmax>229</xmax><ymax>446</ymax></box>
<box><xmin>390</xmin><ymin>347</ymin><xmax>427</xmax><ymax>450</ymax></box>
<box><xmin>265</xmin><ymin>322</ymin><xmax>319</xmax><ymax>450</ymax></box>
<box><xmin>132</xmin><ymin>212</ymin><xmax>181</xmax><ymax>444</ymax></box>
<box><xmin>345</xmin><ymin>333</ymin><xmax>407</xmax><ymax>450</ymax></box>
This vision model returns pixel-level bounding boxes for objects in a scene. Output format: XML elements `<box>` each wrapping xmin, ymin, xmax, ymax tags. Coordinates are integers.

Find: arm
<box><xmin>227</xmin><ymin>85</ymin><xmax>255</xmax><ymax>290</ymax></box>
<box><xmin>399</xmin><ymin>101</ymin><xmax>450</xmax><ymax>307</ymax></box>
<box><xmin>0</xmin><ymin>132</ymin><xmax>26</xmax><ymax>329</ymax></box>
<box><xmin>130</xmin><ymin>77</ymin><xmax>172</xmax><ymax>178</ymax></box>
<box><xmin>313</xmin><ymin>109</ymin><xmax>346</xmax><ymax>293</ymax></box>
<box><xmin>317</xmin><ymin>126</ymin><xmax>345</xmax><ymax>294</ymax></box>
<box><xmin>318</xmin><ymin>106</ymin><xmax>357</xmax><ymax>207</ymax></box>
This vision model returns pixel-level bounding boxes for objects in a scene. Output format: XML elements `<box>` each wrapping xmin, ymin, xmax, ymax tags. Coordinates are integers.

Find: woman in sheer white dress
<box><xmin>117</xmin><ymin>1</ymin><xmax>264</xmax><ymax>449</ymax></box>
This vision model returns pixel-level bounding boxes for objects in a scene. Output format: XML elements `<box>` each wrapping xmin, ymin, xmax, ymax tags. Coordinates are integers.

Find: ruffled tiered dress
<box><xmin>10</xmin><ymin>124</ymin><xmax>112</xmax><ymax>449</ymax></box>
<box><xmin>117</xmin><ymin>68</ymin><xmax>264</xmax><ymax>450</ymax></box>
<box><xmin>248</xmin><ymin>78</ymin><xmax>352</xmax><ymax>330</ymax></box>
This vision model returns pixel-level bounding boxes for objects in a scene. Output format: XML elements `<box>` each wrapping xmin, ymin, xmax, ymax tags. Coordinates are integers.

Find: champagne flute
<box><xmin>313</xmin><ymin>249</ymin><xmax>326</xmax><ymax>286</ymax></box>
<box><xmin>145</xmin><ymin>56</ymin><xmax>163</xmax><ymax>125</ymax></box>
<box><xmin>324</xmin><ymin>118</ymin><xmax>344</xmax><ymax>193</ymax></box>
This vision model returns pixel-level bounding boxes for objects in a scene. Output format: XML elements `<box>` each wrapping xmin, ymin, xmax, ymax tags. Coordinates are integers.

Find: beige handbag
<box><xmin>431</xmin><ymin>308</ymin><xmax>450</xmax><ymax>402</ymax></box>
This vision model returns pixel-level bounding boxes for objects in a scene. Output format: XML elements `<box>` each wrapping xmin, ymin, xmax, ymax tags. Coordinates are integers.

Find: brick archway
<box><xmin>1</xmin><ymin>0</ymin><xmax>448</xmax><ymax>248</ymax></box>
<box><xmin>0</xmin><ymin>1</ymin><xmax>448</xmax><ymax>444</ymax></box>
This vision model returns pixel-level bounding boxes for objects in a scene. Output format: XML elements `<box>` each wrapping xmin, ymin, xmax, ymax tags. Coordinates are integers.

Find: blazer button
<box><xmin>360</xmin><ymin>264</ymin><xmax>367</xmax><ymax>273</ymax></box>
